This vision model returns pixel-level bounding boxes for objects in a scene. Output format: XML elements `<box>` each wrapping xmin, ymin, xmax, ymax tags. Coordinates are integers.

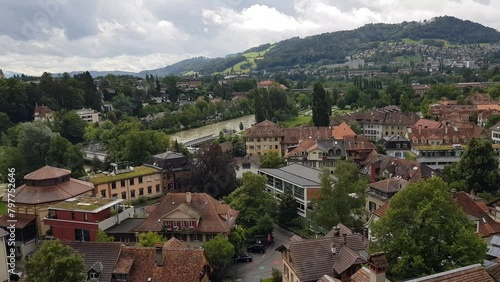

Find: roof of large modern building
<box><xmin>49</xmin><ymin>197</ymin><xmax>123</xmax><ymax>213</ymax></box>
<box><xmin>89</xmin><ymin>166</ymin><xmax>160</xmax><ymax>185</ymax></box>
<box><xmin>24</xmin><ymin>165</ymin><xmax>71</xmax><ymax>180</ymax></box>
<box><xmin>259</xmin><ymin>164</ymin><xmax>322</xmax><ymax>187</ymax></box>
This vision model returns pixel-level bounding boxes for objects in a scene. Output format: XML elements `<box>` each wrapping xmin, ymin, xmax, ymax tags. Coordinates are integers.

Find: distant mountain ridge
<box><xmin>14</xmin><ymin>16</ymin><xmax>500</xmax><ymax>78</ymax></box>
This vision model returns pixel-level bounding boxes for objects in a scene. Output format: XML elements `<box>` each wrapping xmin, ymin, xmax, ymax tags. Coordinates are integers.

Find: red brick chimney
<box><xmin>155</xmin><ymin>243</ymin><xmax>164</xmax><ymax>266</ymax></box>
<box><xmin>368</xmin><ymin>252</ymin><xmax>387</xmax><ymax>282</ymax></box>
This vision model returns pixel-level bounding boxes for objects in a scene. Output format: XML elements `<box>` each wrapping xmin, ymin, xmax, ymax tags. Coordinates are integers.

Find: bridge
<box><xmin>182</xmin><ymin>134</ymin><xmax>217</xmax><ymax>148</ymax></box>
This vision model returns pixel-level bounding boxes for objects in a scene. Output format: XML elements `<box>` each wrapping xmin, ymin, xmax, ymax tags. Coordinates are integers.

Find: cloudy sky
<box><xmin>1</xmin><ymin>0</ymin><xmax>499</xmax><ymax>75</ymax></box>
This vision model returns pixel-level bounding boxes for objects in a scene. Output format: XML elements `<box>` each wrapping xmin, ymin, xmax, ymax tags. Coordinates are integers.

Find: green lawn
<box><xmin>395</xmin><ymin>54</ymin><xmax>422</xmax><ymax>64</ymax></box>
<box><xmin>282</xmin><ymin>115</ymin><xmax>312</xmax><ymax>128</ymax></box>
<box><xmin>0</xmin><ymin>202</ymin><xmax>7</xmax><ymax>216</ymax></box>
<box><xmin>223</xmin><ymin>45</ymin><xmax>274</xmax><ymax>74</ymax></box>
<box><xmin>402</xmin><ymin>38</ymin><xmax>422</xmax><ymax>44</ymax></box>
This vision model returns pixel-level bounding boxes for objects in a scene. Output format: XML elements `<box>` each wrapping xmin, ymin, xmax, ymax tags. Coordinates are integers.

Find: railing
<box><xmin>98</xmin><ymin>206</ymin><xmax>135</xmax><ymax>231</ymax></box>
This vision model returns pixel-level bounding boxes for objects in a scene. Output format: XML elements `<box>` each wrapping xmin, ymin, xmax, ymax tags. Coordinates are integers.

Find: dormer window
<box><xmin>113</xmin><ymin>274</ymin><xmax>128</xmax><ymax>281</ymax></box>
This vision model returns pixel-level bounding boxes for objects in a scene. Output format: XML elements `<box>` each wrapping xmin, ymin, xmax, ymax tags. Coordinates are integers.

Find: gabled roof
<box><xmin>453</xmin><ymin>192</ymin><xmax>500</xmax><ymax>237</ymax></box>
<box><xmin>405</xmin><ymin>264</ymin><xmax>494</xmax><ymax>282</ymax></box>
<box><xmin>373</xmin><ymin>201</ymin><xmax>391</xmax><ymax>218</ymax></box>
<box><xmin>62</xmin><ymin>241</ymin><xmax>123</xmax><ymax>282</ymax></box>
<box><xmin>331</xmin><ymin>122</ymin><xmax>356</xmax><ymax>140</ymax></box>
<box><xmin>351</xmin><ymin>267</ymin><xmax>392</xmax><ymax>282</ymax></box>
<box><xmin>281</xmin><ymin>126</ymin><xmax>332</xmax><ymax>145</ymax></box>
<box><xmin>24</xmin><ymin>165</ymin><xmax>71</xmax><ymax>180</ymax></box>
<box><xmin>0</xmin><ymin>213</ymin><xmax>37</xmax><ymax>229</ymax></box>
<box><xmin>246</xmin><ymin>120</ymin><xmax>284</xmax><ymax>138</ymax></box>
<box><xmin>34</xmin><ymin>103</ymin><xmax>53</xmax><ymax>118</ymax></box>
<box><xmin>134</xmin><ymin>193</ymin><xmax>238</xmax><ymax>233</ymax></box>
<box><xmin>114</xmin><ymin>238</ymin><xmax>212</xmax><ymax>282</ymax></box>
<box><xmin>369</xmin><ymin>178</ymin><xmax>409</xmax><ymax>194</ymax></box>
<box><xmin>162</xmin><ymin>203</ymin><xmax>201</xmax><ymax>220</ymax></box>
<box><xmin>324</xmin><ymin>223</ymin><xmax>354</xmax><ymax>238</ymax></box>
<box><xmin>413</xmin><ymin>119</ymin><xmax>441</xmax><ymax>129</ymax></box>
<box><xmin>277</xmin><ymin>233</ymin><xmax>368</xmax><ymax>281</ymax></box>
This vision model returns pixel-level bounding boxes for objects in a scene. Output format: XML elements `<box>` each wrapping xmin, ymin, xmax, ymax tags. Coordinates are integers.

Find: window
<box><xmin>369</xmin><ymin>201</ymin><xmax>377</xmax><ymax>212</ymax></box>
<box><xmin>242</xmin><ymin>163</ymin><xmax>251</xmax><ymax>169</ymax></box>
<box><xmin>120</xmin><ymin>180</ymin><xmax>126</xmax><ymax>187</ymax></box>
<box><xmin>189</xmin><ymin>221</ymin><xmax>194</xmax><ymax>228</ymax></box>
<box><xmin>403</xmin><ymin>143</ymin><xmax>408</xmax><ymax>149</ymax></box>
<box><xmin>71</xmin><ymin>212</ymin><xmax>75</xmax><ymax>220</ymax></box>
<box><xmin>112</xmin><ymin>193</ymin><xmax>118</xmax><ymax>199</ymax></box>
<box><xmin>396</xmin><ymin>143</ymin><xmax>401</xmax><ymax>149</ymax></box>
<box><xmin>139</xmin><ymin>188</ymin><xmax>144</xmax><ymax>196</ymax></box>
<box><xmin>101</xmin><ymin>190</ymin><xmax>106</xmax><ymax>197</ymax></box>
<box><xmin>193</xmin><ymin>234</ymin><xmax>200</xmax><ymax>241</ymax></box>
<box><xmin>257</xmin><ymin>138</ymin><xmax>260</xmax><ymax>142</ymax></box>
<box><xmin>206</xmin><ymin>234</ymin><xmax>214</xmax><ymax>241</ymax></box>
<box><xmin>167</xmin><ymin>173</ymin><xmax>173</xmax><ymax>180</ymax></box>
<box><xmin>174</xmin><ymin>221</ymin><xmax>178</xmax><ymax>227</ymax></box>
<box><xmin>89</xmin><ymin>272</ymin><xmax>99</xmax><ymax>279</ymax></box>
<box><xmin>168</xmin><ymin>183</ymin><xmax>175</xmax><ymax>189</ymax></box>
<box><xmin>156</xmin><ymin>184</ymin><xmax>160</xmax><ymax>192</ymax></box>
<box><xmin>130</xmin><ymin>178</ymin><xmax>134</xmax><ymax>185</ymax></box>
<box><xmin>147</xmin><ymin>186</ymin><xmax>152</xmax><ymax>194</ymax></box>
<box><xmin>111</xmin><ymin>182</ymin><xmax>116</xmax><ymax>189</ymax></box>
<box><xmin>75</xmin><ymin>229</ymin><xmax>90</xmax><ymax>241</ymax></box>
<box><xmin>130</xmin><ymin>190</ymin><xmax>135</xmax><ymax>198</ymax></box>
<box><xmin>114</xmin><ymin>274</ymin><xmax>127</xmax><ymax>281</ymax></box>
<box><xmin>121</xmin><ymin>192</ymin><xmax>126</xmax><ymax>199</ymax></box>
<box><xmin>275</xmin><ymin>145</ymin><xmax>278</xmax><ymax>149</ymax></box>
<box><xmin>138</xmin><ymin>176</ymin><xmax>143</xmax><ymax>184</ymax></box>
<box><xmin>84</xmin><ymin>213</ymin><xmax>88</xmax><ymax>221</ymax></box>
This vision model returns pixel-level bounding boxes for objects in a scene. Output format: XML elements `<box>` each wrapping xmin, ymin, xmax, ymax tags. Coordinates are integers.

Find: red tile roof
<box><xmin>114</xmin><ymin>238</ymin><xmax>213</xmax><ymax>282</ymax></box>
<box><xmin>246</xmin><ymin>120</ymin><xmax>284</xmax><ymax>138</ymax></box>
<box><xmin>0</xmin><ymin>214</ymin><xmax>37</xmax><ymax>229</ymax></box>
<box><xmin>281</xmin><ymin>126</ymin><xmax>332</xmax><ymax>145</ymax></box>
<box><xmin>34</xmin><ymin>104</ymin><xmax>53</xmax><ymax>118</ymax></box>
<box><xmin>24</xmin><ymin>165</ymin><xmax>71</xmax><ymax>180</ymax></box>
<box><xmin>285</xmin><ymin>139</ymin><xmax>317</xmax><ymax>158</ymax></box>
<box><xmin>373</xmin><ymin>201</ymin><xmax>391</xmax><ymax>218</ymax></box>
<box><xmin>413</xmin><ymin>119</ymin><xmax>441</xmax><ymax>129</ymax></box>
<box><xmin>407</xmin><ymin>264</ymin><xmax>493</xmax><ymax>282</ymax></box>
<box><xmin>370</xmin><ymin>178</ymin><xmax>409</xmax><ymax>194</ymax></box>
<box><xmin>134</xmin><ymin>193</ymin><xmax>238</xmax><ymax>233</ymax></box>
<box><xmin>351</xmin><ymin>267</ymin><xmax>392</xmax><ymax>282</ymax></box>
<box><xmin>409</xmin><ymin>126</ymin><xmax>487</xmax><ymax>146</ymax></box>
<box><xmin>331</xmin><ymin>122</ymin><xmax>356</xmax><ymax>140</ymax></box>
<box><xmin>453</xmin><ymin>192</ymin><xmax>500</xmax><ymax>237</ymax></box>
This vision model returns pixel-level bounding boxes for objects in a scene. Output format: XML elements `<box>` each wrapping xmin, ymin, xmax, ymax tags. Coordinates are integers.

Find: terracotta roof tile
<box><xmin>331</xmin><ymin>122</ymin><xmax>356</xmax><ymax>140</ymax></box>
<box><xmin>406</xmin><ymin>264</ymin><xmax>493</xmax><ymax>282</ymax></box>
<box><xmin>246</xmin><ymin>120</ymin><xmax>283</xmax><ymax>138</ymax></box>
<box><xmin>351</xmin><ymin>267</ymin><xmax>392</xmax><ymax>282</ymax></box>
<box><xmin>413</xmin><ymin>119</ymin><xmax>441</xmax><ymax>129</ymax></box>
<box><xmin>281</xmin><ymin>126</ymin><xmax>332</xmax><ymax>145</ymax></box>
<box><xmin>24</xmin><ymin>165</ymin><xmax>71</xmax><ymax>180</ymax></box>
<box><xmin>134</xmin><ymin>193</ymin><xmax>238</xmax><ymax>233</ymax></box>
<box><xmin>486</xmin><ymin>263</ymin><xmax>500</xmax><ymax>281</ymax></box>
<box><xmin>370</xmin><ymin>178</ymin><xmax>409</xmax><ymax>194</ymax></box>
<box><xmin>0</xmin><ymin>214</ymin><xmax>37</xmax><ymax>228</ymax></box>
<box><xmin>454</xmin><ymin>192</ymin><xmax>500</xmax><ymax>237</ymax></box>
<box><xmin>373</xmin><ymin>201</ymin><xmax>391</xmax><ymax>218</ymax></box>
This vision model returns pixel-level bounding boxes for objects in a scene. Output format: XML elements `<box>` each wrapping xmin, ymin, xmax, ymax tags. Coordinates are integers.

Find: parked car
<box><xmin>233</xmin><ymin>253</ymin><xmax>253</xmax><ymax>263</ymax></box>
<box><xmin>10</xmin><ymin>272</ymin><xmax>22</xmax><ymax>281</ymax></box>
<box><xmin>247</xmin><ymin>244</ymin><xmax>265</xmax><ymax>253</ymax></box>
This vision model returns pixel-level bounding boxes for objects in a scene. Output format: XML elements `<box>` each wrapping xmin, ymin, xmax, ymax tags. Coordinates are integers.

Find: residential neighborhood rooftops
<box><xmin>89</xmin><ymin>166</ymin><xmax>160</xmax><ymax>185</ymax></box>
<box><xmin>453</xmin><ymin>192</ymin><xmax>500</xmax><ymax>237</ymax></box>
<box><xmin>104</xmin><ymin>218</ymin><xmax>144</xmax><ymax>234</ymax></box>
<box><xmin>351</xmin><ymin>267</ymin><xmax>392</xmax><ymax>282</ymax></box>
<box><xmin>62</xmin><ymin>241</ymin><xmax>123</xmax><ymax>282</ymax></box>
<box><xmin>49</xmin><ymin>197</ymin><xmax>123</xmax><ymax>212</ymax></box>
<box><xmin>405</xmin><ymin>264</ymin><xmax>493</xmax><ymax>282</ymax></box>
<box><xmin>331</xmin><ymin>122</ymin><xmax>356</xmax><ymax>140</ymax></box>
<box><xmin>246</xmin><ymin>120</ymin><xmax>284</xmax><ymax>138</ymax></box>
<box><xmin>370</xmin><ymin>178</ymin><xmax>409</xmax><ymax>194</ymax></box>
<box><xmin>259</xmin><ymin>164</ymin><xmax>322</xmax><ymax>187</ymax></box>
<box><xmin>0</xmin><ymin>213</ymin><xmax>37</xmax><ymax>229</ymax></box>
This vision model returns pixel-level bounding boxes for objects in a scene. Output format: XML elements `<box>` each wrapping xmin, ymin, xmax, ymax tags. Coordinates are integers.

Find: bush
<box><xmin>271</xmin><ymin>268</ymin><xmax>282</xmax><ymax>282</ymax></box>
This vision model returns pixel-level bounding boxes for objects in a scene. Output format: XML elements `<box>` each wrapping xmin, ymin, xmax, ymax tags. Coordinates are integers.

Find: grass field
<box><xmin>395</xmin><ymin>54</ymin><xmax>422</xmax><ymax>64</ymax></box>
<box><xmin>282</xmin><ymin>115</ymin><xmax>312</xmax><ymax>127</ymax></box>
<box><xmin>0</xmin><ymin>202</ymin><xmax>7</xmax><ymax>216</ymax></box>
<box><xmin>402</xmin><ymin>38</ymin><xmax>422</xmax><ymax>44</ymax></box>
<box><xmin>223</xmin><ymin>45</ymin><xmax>274</xmax><ymax>74</ymax></box>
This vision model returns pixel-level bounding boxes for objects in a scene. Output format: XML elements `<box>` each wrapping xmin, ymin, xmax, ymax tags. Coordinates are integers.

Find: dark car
<box><xmin>247</xmin><ymin>244</ymin><xmax>265</xmax><ymax>253</ymax></box>
<box><xmin>10</xmin><ymin>272</ymin><xmax>22</xmax><ymax>281</ymax></box>
<box><xmin>233</xmin><ymin>253</ymin><xmax>253</xmax><ymax>263</ymax></box>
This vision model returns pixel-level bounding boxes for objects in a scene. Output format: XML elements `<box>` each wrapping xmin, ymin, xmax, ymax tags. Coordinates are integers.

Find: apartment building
<box><xmin>75</xmin><ymin>108</ymin><xmax>100</xmax><ymax>123</ymax></box>
<box><xmin>245</xmin><ymin>120</ymin><xmax>284</xmax><ymax>156</ymax></box>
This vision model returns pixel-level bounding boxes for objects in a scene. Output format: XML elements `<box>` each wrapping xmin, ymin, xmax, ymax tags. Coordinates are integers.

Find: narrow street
<box><xmin>224</xmin><ymin>225</ymin><xmax>294</xmax><ymax>281</ymax></box>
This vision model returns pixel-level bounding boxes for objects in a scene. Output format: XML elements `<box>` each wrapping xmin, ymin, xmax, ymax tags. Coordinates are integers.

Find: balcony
<box><xmin>98</xmin><ymin>205</ymin><xmax>135</xmax><ymax>231</ymax></box>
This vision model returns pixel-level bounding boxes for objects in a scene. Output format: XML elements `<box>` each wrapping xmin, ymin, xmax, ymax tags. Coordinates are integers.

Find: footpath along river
<box><xmin>168</xmin><ymin>114</ymin><xmax>256</xmax><ymax>144</ymax></box>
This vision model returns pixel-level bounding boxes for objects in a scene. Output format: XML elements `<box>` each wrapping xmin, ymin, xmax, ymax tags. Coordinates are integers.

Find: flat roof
<box><xmin>50</xmin><ymin>197</ymin><xmax>123</xmax><ymax>213</ymax></box>
<box><xmin>104</xmin><ymin>218</ymin><xmax>145</xmax><ymax>233</ymax></box>
<box><xmin>258</xmin><ymin>164</ymin><xmax>321</xmax><ymax>187</ymax></box>
<box><xmin>89</xmin><ymin>166</ymin><xmax>160</xmax><ymax>185</ymax></box>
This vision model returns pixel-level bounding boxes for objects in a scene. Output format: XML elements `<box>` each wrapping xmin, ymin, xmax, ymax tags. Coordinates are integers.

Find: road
<box><xmin>224</xmin><ymin>225</ymin><xmax>294</xmax><ymax>281</ymax></box>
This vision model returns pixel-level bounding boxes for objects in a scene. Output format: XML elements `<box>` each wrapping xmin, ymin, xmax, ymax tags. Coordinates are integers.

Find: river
<box><xmin>169</xmin><ymin>114</ymin><xmax>256</xmax><ymax>144</ymax></box>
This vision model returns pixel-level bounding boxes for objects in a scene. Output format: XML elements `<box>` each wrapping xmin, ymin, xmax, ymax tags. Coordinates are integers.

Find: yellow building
<box><xmin>89</xmin><ymin>165</ymin><xmax>162</xmax><ymax>201</ymax></box>
<box><xmin>245</xmin><ymin>120</ymin><xmax>284</xmax><ymax>157</ymax></box>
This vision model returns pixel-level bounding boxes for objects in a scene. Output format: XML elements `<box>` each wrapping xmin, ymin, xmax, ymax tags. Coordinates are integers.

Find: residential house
<box><xmin>104</xmin><ymin>218</ymin><xmax>144</xmax><ymax>243</ymax></box>
<box><xmin>428</xmin><ymin>103</ymin><xmax>476</xmax><ymax>120</ymax></box>
<box><xmin>453</xmin><ymin>191</ymin><xmax>500</xmax><ymax>242</ymax></box>
<box><xmin>491</xmin><ymin>121</ymin><xmax>500</xmax><ymax>144</ymax></box>
<box><xmin>112</xmin><ymin>238</ymin><xmax>213</xmax><ymax>282</ymax></box>
<box><xmin>89</xmin><ymin>164</ymin><xmax>162</xmax><ymax>201</ymax></box>
<box><xmin>286</xmin><ymin>139</ymin><xmax>346</xmax><ymax>174</ymax></box>
<box><xmin>44</xmin><ymin>196</ymin><xmax>135</xmax><ymax>242</ymax></box>
<box><xmin>351</xmin><ymin>253</ymin><xmax>391</xmax><ymax>282</ymax></box>
<box><xmin>364</xmin><ymin>201</ymin><xmax>390</xmax><ymax>240</ymax></box>
<box><xmin>281</xmin><ymin>126</ymin><xmax>332</xmax><ymax>154</ymax></box>
<box><xmin>0</xmin><ymin>166</ymin><xmax>94</xmax><ymax>237</ymax></box>
<box><xmin>486</xmin><ymin>235</ymin><xmax>500</xmax><ymax>261</ymax></box>
<box><xmin>344</xmin><ymin>135</ymin><xmax>377</xmax><ymax>164</ymax></box>
<box><xmin>257</xmin><ymin>80</ymin><xmax>288</xmax><ymax>90</ymax></box>
<box><xmin>258</xmin><ymin>164</ymin><xmax>321</xmax><ymax>220</ymax></box>
<box><xmin>234</xmin><ymin>155</ymin><xmax>260</xmax><ymax>178</ymax></box>
<box><xmin>61</xmin><ymin>241</ymin><xmax>122</xmax><ymax>282</ymax></box>
<box><xmin>245</xmin><ymin>120</ymin><xmax>285</xmax><ymax>156</ymax></box>
<box><xmin>134</xmin><ymin>192</ymin><xmax>239</xmax><ymax>243</ymax></box>
<box><xmin>478</xmin><ymin>110</ymin><xmax>500</xmax><ymax>127</ymax></box>
<box><xmin>404</xmin><ymin>264</ymin><xmax>494</xmax><ymax>282</ymax></box>
<box><xmin>412</xmin><ymin>84</ymin><xmax>430</xmax><ymax>96</ymax></box>
<box><xmin>408</xmin><ymin>125</ymin><xmax>489</xmax><ymax>169</ymax></box>
<box><xmin>346</xmin><ymin>109</ymin><xmax>420</xmax><ymax>141</ymax></box>
<box><xmin>486</xmin><ymin>198</ymin><xmax>500</xmax><ymax>223</ymax></box>
<box><xmin>366</xmin><ymin>178</ymin><xmax>408</xmax><ymax>216</ymax></box>
<box><xmin>0</xmin><ymin>229</ymin><xmax>8</xmax><ymax>282</ymax></box>
<box><xmin>176</xmin><ymin>79</ymin><xmax>203</xmax><ymax>90</ymax></box>
<box><xmin>0</xmin><ymin>214</ymin><xmax>37</xmax><ymax>259</ymax></box>
<box><xmin>75</xmin><ymin>108</ymin><xmax>100</xmax><ymax>123</ymax></box>
<box><xmin>82</xmin><ymin>142</ymin><xmax>107</xmax><ymax>162</ymax></box>
<box><xmin>33</xmin><ymin>103</ymin><xmax>54</xmax><ymax>122</ymax></box>
<box><xmin>144</xmin><ymin>151</ymin><xmax>190</xmax><ymax>192</ymax></box>
<box><xmin>379</xmin><ymin>135</ymin><xmax>411</xmax><ymax>158</ymax></box>
<box><xmin>277</xmin><ymin>225</ymin><xmax>368</xmax><ymax>282</ymax></box>
<box><xmin>361</xmin><ymin>151</ymin><xmax>436</xmax><ymax>182</ymax></box>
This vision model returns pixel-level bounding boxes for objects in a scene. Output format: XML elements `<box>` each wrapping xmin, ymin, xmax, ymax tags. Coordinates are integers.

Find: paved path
<box><xmin>224</xmin><ymin>225</ymin><xmax>294</xmax><ymax>281</ymax></box>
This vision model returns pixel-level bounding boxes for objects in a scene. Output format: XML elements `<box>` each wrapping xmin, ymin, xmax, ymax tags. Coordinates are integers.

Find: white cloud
<box><xmin>1</xmin><ymin>0</ymin><xmax>500</xmax><ymax>75</ymax></box>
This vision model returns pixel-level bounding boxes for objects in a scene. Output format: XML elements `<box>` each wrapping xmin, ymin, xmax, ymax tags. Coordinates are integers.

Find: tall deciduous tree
<box><xmin>277</xmin><ymin>190</ymin><xmax>299</xmax><ymax>227</ymax></box>
<box><xmin>371</xmin><ymin>177</ymin><xmax>486</xmax><ymax>280</ymax></box>
<box><xmin>17</xmin><ymin>122</ymin><xmax>53</xmax><ymax>172</ymax></box>
<box><xmin>444</xmin><ymin>137</ymin><xmax>500</xmax><ymax>193</ymax></box>
<box><xmin>96</xmin><ymin>230</ymin><xmax>115</xmax><ymax>242</ymax></box>
<box><xmin>202</xmin><ymin>234</ymin><xmax>235</xmax><ymax>271</ymax></box>
<box><xmin>310</xmin><ymin>161</ymin><xmax>367</xmax><ymax>232</ymax></box>
<box><xmin>225</xmin><ymin>172</ymin><xmax>277</xmax><ymax>233</ymax></box>
<box><xmin>138</xmin><ymin>232</ymin><xmax>164</xmax><ymax>247</ymax></box>
<box><xmin>25</xmin><ymin>240</ymin><xmax>86</xmax><ymax>282</ymax></box>
<box><xmin>60</xmin><ymin>112</ymin><xmax>86</xmax><ymax>144</ymax></box>
<box><xmin>182</xmin><ymin>143</ymin><xmax>237</xmax><ymax>198</ymax></box>
<box><xmin>312</xmin><ymin>82</ymin><xmax>331</xmax><ymax>126</ymax></box>
<box><xmin>260</xmin><ymin>151</ymin><xmax>286</xmax><ymax>169</ymax></box>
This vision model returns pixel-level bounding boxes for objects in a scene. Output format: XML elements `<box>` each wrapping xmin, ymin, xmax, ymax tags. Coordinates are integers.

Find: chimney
<box><xmin>155</xmin><ymin>243</ymin><xmax>164</xmax><ymax>266</ymax></box>
<box><xmin>370</xmin><ymin>163</ymin><xmax>376</xmax><ymax>183</ymax></box>
<box><xmin>186</xmin><ymin>192</ymin><xmax>192</xmax><ymax>204</ymax></box>
<box><xmin>369</xmin><ymin>252</ymin><xmax>388</xmax><ymax>282</ymax></box>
